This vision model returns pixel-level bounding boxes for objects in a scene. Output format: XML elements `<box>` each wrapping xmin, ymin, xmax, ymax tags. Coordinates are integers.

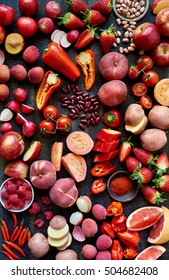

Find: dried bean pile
<box><xmin>57</xmin><ymin>84</ymin><xmax>100</xmax><ymax>130</ymax></box>
<box><xmin>115</xmin><ymin>0</ymin><xmax>146</xmax><ymax>19</ymax></box>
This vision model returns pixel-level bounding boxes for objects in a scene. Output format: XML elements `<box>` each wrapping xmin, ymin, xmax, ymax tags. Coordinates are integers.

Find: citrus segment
<box><xmin>135</xmin><ymin>245</ymin><xmax>166</xmax><ymax>260</ymax></box>
<box><xmin>126</xmin><ymin>206</ymin><xmax>164</xmax><ymax>231</ymax></box>
<box><xmin>148</xmin><ymin>206</ymin><xmax>169</xmax><ymax>244</ymax></box>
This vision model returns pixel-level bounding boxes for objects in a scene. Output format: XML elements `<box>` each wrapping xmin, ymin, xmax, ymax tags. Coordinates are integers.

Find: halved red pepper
<box><xmin>92</xmin><ymin>149</ymin><xmax>119</xmax><ymax>163</ymax></box>
<box><xmin>107</xmin><ymin>201</ymin><xmax>123</xmax><ymax>216</ymax></box>
<box><xmin>100</xmin><ymin>221</ymin><xmax>115</xmax><ymax>239</ymax></box>
<box><xmin>123</xmin><ymin>246</ymin><xmax>138</xmax><ymax>259</ymax></box>
<box><xmin>76</xmin><ymin>49</ymin><xmax>95</xmax><ymax>91</ymax></box>
<box><xmin>96</xmin><ymin>128</ymin><xmax>121</xmax><ymax>142</ymax></box>
<box><xmin>110</xmin><ymin>239</ymin><xmax>123</xmax><ymax>260</ymax></box>
<box><xmin>92</xmin><ymin>139</ymin><xmax>120</xmax><ymax>153</ymax></box>
<box><xmin>42</xmin><ymin>42</ymin><xmax>80</xmax><ymax>81</ymax></box>
<box><xmin>89</xmin><ymin>178</ymin><xmax>106</xmax><ymax>194</ymax></box>
<box><xmin>36</xmin><ymin>70</ymin><xmax>62</xmax><ymax>110</ymax></box>
<box><xmin>90</xmin><ymin>161</ymin><xmax>116</xmax><ymax>177</ymax></box>
<box><xmin>116</xmin><ymin>229</ymin><xmax>140</xmax><ymax>247</ymax></box>
<box><xmin>111</xmin><ymin>214</ymin><xmax>127</xmax><ymax>232</ymax></box>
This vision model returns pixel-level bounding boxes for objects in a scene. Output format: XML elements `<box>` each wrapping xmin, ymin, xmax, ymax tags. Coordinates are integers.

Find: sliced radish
<box><xmin>51</xmin><ymin>29</ymin><xmax>60</xmax><ymax>42</ymax></box>
<box><xmin>60</xmin><ymin>33</ymin><xmax>72</xmax><ymax>48</ymax></box>
<box><xmin>21</xmin><ymin>104</ymin><xmax>35</xmax><ymax>114</ymax></box>
<box><xmin>53</xmin><ymin>30</ymin><xmax>66</xmax><ymax>45</ymax></box>
<box><xmin>0</xmin><ymin>50</ymin><xmax>5</xmax><ymax>65</ymax></box>
<box><xmin>0</xmin><ymin>108</ymin><xmax>13</xmax><ymax>122</ymax></box>
<box><xmin>15</xmin><ymin>112</ymin><xmax>27</xmax><ymax>125</ymax></box>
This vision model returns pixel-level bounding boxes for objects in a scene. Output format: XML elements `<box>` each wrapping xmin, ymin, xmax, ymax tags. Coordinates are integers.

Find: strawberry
<box><xmin>83</xmin><ymin>9</ymin><xmax>106</xmax><ymax>26</ymax></box>
<box><xmin>58</xmin><ymin>12</ymin><xmax>85</xmax><ymax>29</ymax></box>
<box><xmin>153</xmin><ymin>175</ymin><xmax>169</xmax><ymax>192</ymax></box>
<box><xmin>91</xmin><ymin>0</ymin><xmax>113</xmax><ymax>14</ymax></box>
<box><xmin>155</xmin><ymin>152</ymin><xmax>169</xmax><ymax>176</ymax></box>
<box><xmin>66</xmin><ymin>0</ymin><xmax>88</xmax><ymax>14</ymax></box>
<box><xmin>99</xmin><ymin>24</ymin><xmax>116</xmax><ymax>54</ymax></box>
<box><xmin>75</xmin><ymin>26</ymin><xmax>98</xmax><ymax>49</ymax></box>
<box><xmin>132</xmin><ymin>147</ymin><xmax>156</xmax><ymax>167</ymax></box>
<box><xmin>119</xmin><ymin>137</ymin><xmax>133</xmax><ymax>163</ymax></box>
<box><xmin>125</xmin><ymin>156</ymin><xmax>141</xmax><ymax>173</ymax></box>
<box><xmin>140</xmin><ymin>185</ymin><xmax>166</xmax><ymax>206</ymax></box>
<box><xmin>131</xmin><ymin>167</ymin><xmax>154</xmax><ymax>186</ymax></box>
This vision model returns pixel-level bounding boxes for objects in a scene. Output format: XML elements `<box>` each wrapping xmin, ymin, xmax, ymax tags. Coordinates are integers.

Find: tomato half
<box><xmin>142</xmin><ymin>70</ymin><xmax>159</xmax><ymax>87</ymax></box>
<box><xmin>39</xmin><ymin>119</ymin><xmax>55</xmax><ymax>134</ymax></box>
<box><xmin>43</xmin><ymin>105</ymin><xmax>59</xmax><ymax>120</ymax></box>
<box><xmin>137</xmin><ymin>55</ymin><xmax>153</xmax><ymax>71</ymax></box>
<box><xmin>57</xmin><ymin>115</ymin><xmax>72</xmax><ymax>132</ymax></box>
<box><xmin>131</xmin><ymin>82</ymin><xmax>147</xmax><ymax>96</ymax></box>
<box><xmin>140</xmin><ymin>95</ymin><xmax>153</xmax><ymax>109</ymax></box>
<box><xmin>127</xmin><ymin>65</ymin><xmax>140</xmax><ymax>79</ymax></box>
<box><xmin>102</xmin><ymin>109</ymin><xmax>122</xmax><ymax>128</ymax></box>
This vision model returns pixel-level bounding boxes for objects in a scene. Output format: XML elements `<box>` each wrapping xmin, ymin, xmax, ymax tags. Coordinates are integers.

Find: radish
<box><xmin>60</xmin><ymin>33</ymin><xmax>72</xmax><ymax>48</ymax></box>
<box><xmin>15</xmin><ymin>112</ymin><xmax>27</xmax><ymax>125</ymax></box>
<box><xmin>53</xmin><ymin>30</ymin><xmax>66</xmax><ymax>45</ymax></box>
<box><xmin>0</xmin><ymin>108</ymin><xmax>13</xmax><ymax>122</ymax></box>
<box><xmin>38</xmin><ymin>17</ymin><xmax>54</xmax><ymax>34</ymax></box>
<box><xmin>51</xmin><ymin>29</ymin><xmax>60</xmax><ymax>41</ymax></box>
<box><xmin>22</xmin><ymin>120</ymin><xmax>36</xmax><ymax>137</ymax></box>
<box><xmin>0</xmin><ymin>50</ymin><xmax>5</xmax><ymax>65</ymax></box>
<box><xmin>13</xmin><ymin>87</ymin><xmax>28</xmax><ymax>102</ymax></box>
<box><xmin>0</xmin><ymin>122</ymin><xmax>13</xmax><ymax>134</ymax></box>
<box><xmin>67</xmin><ymin>30</ymin><xmax>79</xmax><ymax>43</ymax></box>
<box><xmin>21</xmin><ymin>104</ymin><xmax>35</xmax><ymax>114</ymax></box>
<box><xmin>6</xmin><ymin>100</ymin><xmax>20</xmax><ymax>112</ymax></box>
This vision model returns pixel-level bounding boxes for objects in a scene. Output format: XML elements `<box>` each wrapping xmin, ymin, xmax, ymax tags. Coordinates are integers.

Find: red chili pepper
<box><xmin>1</xmin><ymin>219</ymin><xmax>10</xmax><ymax>241</ymax></box>
<box><xmin>2</xmin><ymin>250</ymin><xmax>15</xmax><ymax>260</ymax></box>
<box><xmin>2</xmin><ymin>244</ymin><xmax>20</xmax><ymax>260</ymax></box>
<box><xmin>123</xmin><ymin>246</ymin><xmax>138</xmax><ymax>259</ymax></box>
<box><xmin>90</xmin><ymin>161</ymin><xmax>116</xmax><ymax>177</ymax></box>
<box><xmin>42</xmin><ymin>42</ymin><xmax>80</xmax><ymax>81</ymax></box>
<box><xmin>89</xmin><ymin>178</ymin><xmax>106</xmax><ymax>194</ymax></box>
<box><xmin>111</xmin><ymin>214</ymin><xmax>127</xmax><ymax>232</ymax></box>
<box><xmin>76</xmin><ymin>49</ymin><xmax>95</xmax><ymax>90</ymax></box>
<box><xmin>20</xmin><ymin>227</ymin><xmax>29</xmax><ymax>247</ymax></box>
<box><xmin>116</xmin><ymin>229</ymin><xmax>141</xmax><ymax>247</ymax></box>
<box><xmin>11</xmin><ymin>212</ymin><xmax>17</xmax><ymax>228</ymax></box>
<box><xmin>10</xmin><ymin>226</ymin><xmax>18</xmax><ymax>242</ymax></box>
<box><xmin>0</xmin><ymin>225</ymin><xmax>8</xmax><ymax>241</ymax></box>
<box><xmin>5</xmin><ymin>241</ymin><xmax>25</xmax><ymax>257</ymax></box>
<box><xmin>100</xmin><ymin>221</ymin><xmax>115</xmax><ymax>239</ymax></box>
<box><xmin>110</xmin><ymin>239</ymin><xmax>123</xmax><ymax>260</ymax></box>
<box><xmin>13</xmin><ymin>219</ymin><xmax>24</xmax><ymax>242</ymax></box>
<box><xmin>107</xmin><ymin>201</ymin><xmax>123</xmax><ymax>216</ymax></box>
<box><xmin>27</xmin><ymin>230</ymin><xmax>32</xmax><ymax>241</ymax></box>
<box><xmin>36</xmin><ymin>70</ymin><xmax>62</xmax><ymax>110</ymax></box>
<box><xmin>18</xmin><ymin>227</ymin><xmax>26</xmax><ymax>247</ymax></box>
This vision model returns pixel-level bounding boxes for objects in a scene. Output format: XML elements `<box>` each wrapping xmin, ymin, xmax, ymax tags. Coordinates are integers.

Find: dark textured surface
<box><xmin>0</xmin><ymin>0</ymin><xmax>169</xmax><ymax>260</ymax></box>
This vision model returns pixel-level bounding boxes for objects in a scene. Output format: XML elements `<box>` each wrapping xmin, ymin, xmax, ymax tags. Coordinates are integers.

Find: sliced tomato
<box><xmin>96</xmin><ymin>128</ymin><xmax>121</xmax><ymax>142</ymax></box>
<box><xmin>90</xmin><ymin>178</ymin><xmax>106</xmax><ymax>194</ymax></box>
<box><xmin>66</xmin><ymin>131</ymin><xmax>94</xmax><ymax>155</ymax></box>
<box><xmin>93</xmin><ymin>139</ymin><xmax>120</xmax><ymax>153</ymax></box>
<box><xmin>92</xmin><ymin>149</ymin><xmax>119</xmax><ymax>163</ymax></box>
<box><xmin>91</xmin><ymin>161</ymin><xmax>116</xmax><ymax>177</ymax></box>
<box><xmin>131</xmin><ymin>82</ymin><xmax>147</xmax><ymax>96</ymax></box>
<box><xmin>140</xmin><ymin>95</ymin><xmax>153</xmax><ymax>109</ymax></box>
<box><xmin>51</xmin><ymin>142</ymin><xmax>63</xmax><ymax>171</ymax></box>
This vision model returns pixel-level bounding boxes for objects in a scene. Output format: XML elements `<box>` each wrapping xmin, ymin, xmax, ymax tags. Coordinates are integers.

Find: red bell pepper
<box><xmin>116</xmin><ymin>229</ymin><xmax>141</xmax><ymax>247</ymax></box>
<box><xmin>92</xmin><ymin>149</ymin><xmax>119</xmax><ymax>163</ymax></box>
<box><xmin>107</xmin><ymin>201</ymin><xmax>123</xmax><ymax>216</ymax></box>
<box><xmin>110</xmin><ymin>239</ymin><xmax>123</xmax><ymax>260</ymax></box>
<box><xmin>96</xmin><ymin>128</ymin><xmax>121</xmax><ymax>142</ymax></box>
<box><xmin>42</xmin><ymin>42</ymin><xmax>81</xmax><ymax>81</ymax></box>
<box><xmin>92</xmin><ymin>139</ymin><xmax>120</xmax><ymax>153</ymax></box>
<box><xmin>36</xmin><ymin>70</ymin><xmax>62</xmax><ymax>110</ymax></box>
<box><xmin>76</xmin><ymin>49</ymin><xmax>95</xmax><ymax>90</ymax></box>
<box><xmin>90</xmin><ymin>161</ymin><xmax>116</xmax><ymax>177</ymax></box>
<box><xmin>100</xmin><ymin>221</ymin><xmax>115</xmax><ymax>239</ymax></box>
<box><xmin>123</xmin><ymin>246</ymin><xmax>138</xmax><ymax>259</ymax></box>
<box><xmin>111</xmin><ymin>214</ymin><xmax>127</xmax><ymax>232</ymax></box>
<box><xmin>89</xmin><ymin>178</ymin><xmax>106</xmax><ymax>194</ymax></box>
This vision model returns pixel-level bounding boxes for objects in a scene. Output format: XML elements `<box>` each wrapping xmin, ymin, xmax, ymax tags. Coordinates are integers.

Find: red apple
<box><xmin>0</xmin><ymin>131</ymin><xmax>25</xmax><ymax>160</ymax></box>
<box><xmin>132</xmin><ymin>22</ymin><xmax>161</xmax><ymax>51</ymax></box>
<box><xmin>18</xmin><ymin>0</ymin><xmax>39</xmax><ymax>16</ymax></box>
<box><xmin>23</xmin><ymin>141</ymin><xmax>42</xmax><ymax>162</ymax></box>
<box><xmin>0</xmin><ymin>4</ymin><xmax>15</xmax><ymax>26</ymax></box>
<box><xmin>152</xmin><ymin>0</ymin><xmax>169</xmax><ymax>14</ymax></box>
<box><xmin>151</xmin><ymin>41</ymin><xmax>169</xmax><ymax>66</ymax></box>
<box><xmin>156</xmin><ymin>8</ymin><xmax>169</xmax><ymax>37</ymax></box>
<box><xmin>0</xmin><ymin>25</ymin><xmax>6</xmax><ymax>44</ymax></box>
<box><xmin>4</xmin><ymin>159</ymin><xmax>29</xmax><ymax>179</ymax></box>
<box><xmin>22</xmin><ymin>121</ymin><xmax>36</xmax><ymax>137</ymax></box>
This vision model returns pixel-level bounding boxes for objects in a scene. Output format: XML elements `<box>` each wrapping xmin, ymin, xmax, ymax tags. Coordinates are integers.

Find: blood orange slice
<box><xmin>148</xmin><ymin>206</ymin><xmax>169</xmax><ymax>244</ymax></box>
<box><xmin>126</xmin><ymin>206</ymin><xmax>164</xmax><ymax>231</ymax></box>
<box><xmin>135</xmin><ymin>245</ymin><xmax>166</xmax><ymax>260</ymax></box>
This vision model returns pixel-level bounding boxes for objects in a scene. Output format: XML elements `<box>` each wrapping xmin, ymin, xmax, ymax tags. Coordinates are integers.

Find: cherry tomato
<box><xmin>102</xmin><ymin>109</ymin><xmax>122</xmax><ymax>128</ymax></box>
<box><xmin>137</xmin><ymin>55</ymin><xmax>153</xmax><ymax>71</ymax></box>
<box><xmin>131</xmin><ymin>82</ymin><xmax>147</xmax><ymax>96</ymax></box>
<box><xmin>39</xmin><ymin>119</ymin><xmax>55</xmax><ymax>134</ymax></box>
<box><xmin>57</xmin><ymin>115</ymin><xmax>72</xmax><ymax>132</ymax></box>
<box><xmin>16</xmin><ymin>16</ymin><xmax>38</xmax><ymax>37</ymax></box>
<box><xmin>43</xmin><ymin>105</ymin><xmax>59</xmax><ymax>120</ymax></box>
<box><xmin>140</xmin><ymin>95</ymin><xmax>153</xmax><ymax>109</ymax></box>
<box><xmin>127</xmin><ymin>65</ymin><xmax>140</xmax><ymax>79</ymax></box>
<box><xmin>142</xmin><ymin>70</ymin><xmax>159</xmax><ymax>87</ymax></box>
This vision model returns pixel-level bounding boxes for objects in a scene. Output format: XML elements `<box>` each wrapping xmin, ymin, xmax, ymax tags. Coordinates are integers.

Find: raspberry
<box><xmin>34</xmin><ymin>219</ymin><xmax>44</xmax><ymax>228</ymax></box>
<box><xmin>41</xmin><ymin>196</ymin><xmax>51</xmax><ymax>205</ymax></box>
<box><xmin>5</xmin><ymin>200</ymin><xmax>13</xmax><ymax>210</ymax></box>
<box><xmin>25</xmin><ymin>190</ymin><xmax>33</xmax><ymax>201</ymax></box>
<box><xmin>17</xmin><ymin>185</ymin><xmax>27</xmax><ymax>197</ymax></box>
<box><xmin>5</xmin><ymin>184</ymin><xmax>17</xmax><ymax>195</ymax></box>
<box><xmin>16</xmin><ymin>198</ymin><xmax>25</xmax><ymax>209</ymax></box>
<box><xmin>1</xmin><ymin>191</ymin><xmax>9</xmax><ymax>200</ymax></box>
<box><xmin>8</xmin><ymin>194</ymin><xmax>19</xmax><ymax>206</ymax></box>
<box><xmin>44</xmin><ymin>210</ymin><xmax>54</xmax><ymax>220</ymax></box>
<box><xmin>29</xmin><ymin>202</ymin><xmax>41</xmax><ymax>214</ymax></box>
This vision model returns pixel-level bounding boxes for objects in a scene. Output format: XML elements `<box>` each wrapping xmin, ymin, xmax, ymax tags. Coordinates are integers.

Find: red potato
<box><xmin>29</xmin><ymin>160</ymin><xmax>57</xmax><ymax>189</ymax></box>
<box><xmin>49</xmin><ymin>178</ymin><xmax>78</xmax><ymax>208</ymax></box>
<box><xmin>98</xmin><ymin>80</ymin><xmax>128</xmax><ymax>107</ymax></box>
<box><xmin>49</xmin><ymin>215</ymin><xmax>67</xmax><ymax>230</ymax></box>
<box><xmin>28</xmin><ymin>233</ymin><xmax>49</xmax><ymax>258</ymax></box>
<box><xmin>66</xmin><ymin>131</ymin><xmax>94</xmax><ymax>155</ymax></box>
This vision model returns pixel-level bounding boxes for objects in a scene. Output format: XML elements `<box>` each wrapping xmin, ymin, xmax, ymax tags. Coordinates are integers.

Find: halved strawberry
<box><xmin>140</xmin><ymin>185</ymin><xmax>166</xmax><ymax>205</ymax></box>
<box><xmin>75</xmin><ymin>26</ymin><xmax>98</xmax><ymax>49</ymax></box>
<box><xmin>66</xmin><ymin>0</ymin><xmax>88</xmax><ymax>14</ymax></box>
<box><xmin>119</xmin><ymin>137</ymin><xmax>132</xmax><ymax>162</ymax></box>
<box><xmin>153</xmin><ymin>175</ymin><xmax>169</xmax><ymax>192</ymax></box>
<box><xmin>83</xmin><ymin>9</ymin><xmax>106</xmax><ymax>26</ymax></box>
<box><xmin>125</xmin><ymin>156</ymin><xmax>141</xmax><ymax>173</ymax></box>
<box><xmin>131</xmin><ymin>167</ymin><xmax>154</xmax><ymax>187</ymax></box>
<box><xmin>132</xmin><ymin>147</ymin><xmax>156</xmax><ymax>167</ymax></box>
<box><xmin>155</xmin><ymin>152</ymin><xmax>169</xmax><ymax>176</ymax></box>
<box><xmin>99</xmin><ymin>24</ymin><xmax>116</xmax><ymax>54</ymax></box>
<box><xmin>91</xmin><ymin>0</ymin><xmax>113</xmax><ymax>14</ymax></box>
<box><xmin>58</xmin><ymin>12</ymin><xmax>85</xmax><ymax>29</ymax></box>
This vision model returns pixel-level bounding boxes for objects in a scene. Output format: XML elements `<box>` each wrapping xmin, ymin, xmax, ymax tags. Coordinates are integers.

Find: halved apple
<box><xmin>23</xmin><ymin>141</ymin><xmax>42</xmax><ymax>162</ymax></box>
<box><xmin>125</xmin><ymin>115</ymin><xmax>148</xmax><ymax>135</ymax></box>
<box><xmin>151</xmin><ymin>0</ymin><xmax>169</xmax><ymax>14</ymax></box>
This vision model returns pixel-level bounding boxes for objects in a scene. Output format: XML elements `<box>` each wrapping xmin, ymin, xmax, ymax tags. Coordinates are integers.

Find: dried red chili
<box><xmin>107</xmin><ymin>201</ymin><xmax>123</xmax><ymax>216</ymax></box>
<box><xmin>110</xmin><ymin>175</ymin><xmax>133</xmax><ymax>196</ymax></box>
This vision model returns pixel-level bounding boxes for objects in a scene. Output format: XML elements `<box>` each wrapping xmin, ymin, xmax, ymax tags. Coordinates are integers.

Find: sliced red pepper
<box><xmin>100</xmin><ymin>221</ymin><xmax>115</xmax><ymax>239</ymax></box>
<box><xmin>116</xmin><ymin>229</ymin><xmax>140</xmax><ymax>247</ymax></box>
<box><xmin>110</xmin><ymin>239</ymin><xmax>123</xmax><ymax>260</ymax></box>
<box><xmin>107</xmin><ymin>201</ymin><xmax>123</xmax><ymax>216</ymax></box>
<box><xmin>76</xmin><ymin>49</ymin><xmax>95</xmax><ymax>91</ymax></box>
<box><xmin>90</xmin><ymin>161</ymin><xmax>116</xmax><ymax>177</ymax></box>
<box><xmin>36</xmin><ymin>70</ymin><xmax>62</xmax><ymax>110</ymax></box>
<box><xmin>111</xmin><ymin>214</ymin><xmax>127</xmax><ymax>232</ymax></box>
<box><xmin>92</xmin><ymin>139</ymin><xmax>120</xmax><ymax>153</ymax></box>
<box><xmin>42</xmin><ymin>42</ymin><xmax>80</xmax><ymax>81</ymax></box>
<box><xmin>123</xmin><ymin>246</ymin><xmax>138</xmax><ymax>259</ymax></box>
<box><xmin>92</xmin><ymin>149</ymin><xmax>119</xmax><ymax>163</ymax></box>
<box><xmin>89</xmin><ymin>178</ymin><xmax>106</xmax><ymax>194</ymax></box>
<box><xmin>96</xmin><ymin>128</ymin><xmax>121</xmax><ymax>142</ymax></box>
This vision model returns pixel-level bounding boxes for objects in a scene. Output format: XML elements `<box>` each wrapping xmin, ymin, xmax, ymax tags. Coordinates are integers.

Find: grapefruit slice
<box><xmin>126</xmin><ymin>206</ymin><xmax>164</xmax><ymax>231</ymax></box>
<box><xmin>148</xmin><ymin>206</ymin><xmax>169</xmax><ymax>244</ymax></box>
<box><xmin>135</xmin><ymin>245</ymin><xmax>166</xmax><ymax>260</ymax></box>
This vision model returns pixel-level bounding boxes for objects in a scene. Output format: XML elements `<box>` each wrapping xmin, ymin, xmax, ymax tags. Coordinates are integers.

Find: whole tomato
<box><xmin>142</xmin><ymin>70</ymin><xmax>159</xmax><ymax>87</ymax></box>
<box><xmin>0</xmin><ymin>4</ymin><xmax>15</xmax><ymax>26</ymax></box>
<box><xmin>43</xmin><ymin>105</ymin><xmax>59</xmax><ymax>120</ymax></box>
<box><xmin>137</xmin><ymin>55</ymin><xmax>153</xmax><ymax>71</ymax></box>
<box><xmin>127</xmin><ymin>65</ymin><xmax>140</xmax><ymax>79</ymax></box>
<box><xmin>16</xmin><ymin>16</ymin><xmax>38</xmax><ymax>37</ymax></box>
<box><xmin>39</xmin><ymin>119</ymin><xmax>55</xmax><ymax>134</ymax></box>
<box><xmin>57</xmin><ymin>116</ymin><xmax>72</xmax><ymax>132</ymax></box>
